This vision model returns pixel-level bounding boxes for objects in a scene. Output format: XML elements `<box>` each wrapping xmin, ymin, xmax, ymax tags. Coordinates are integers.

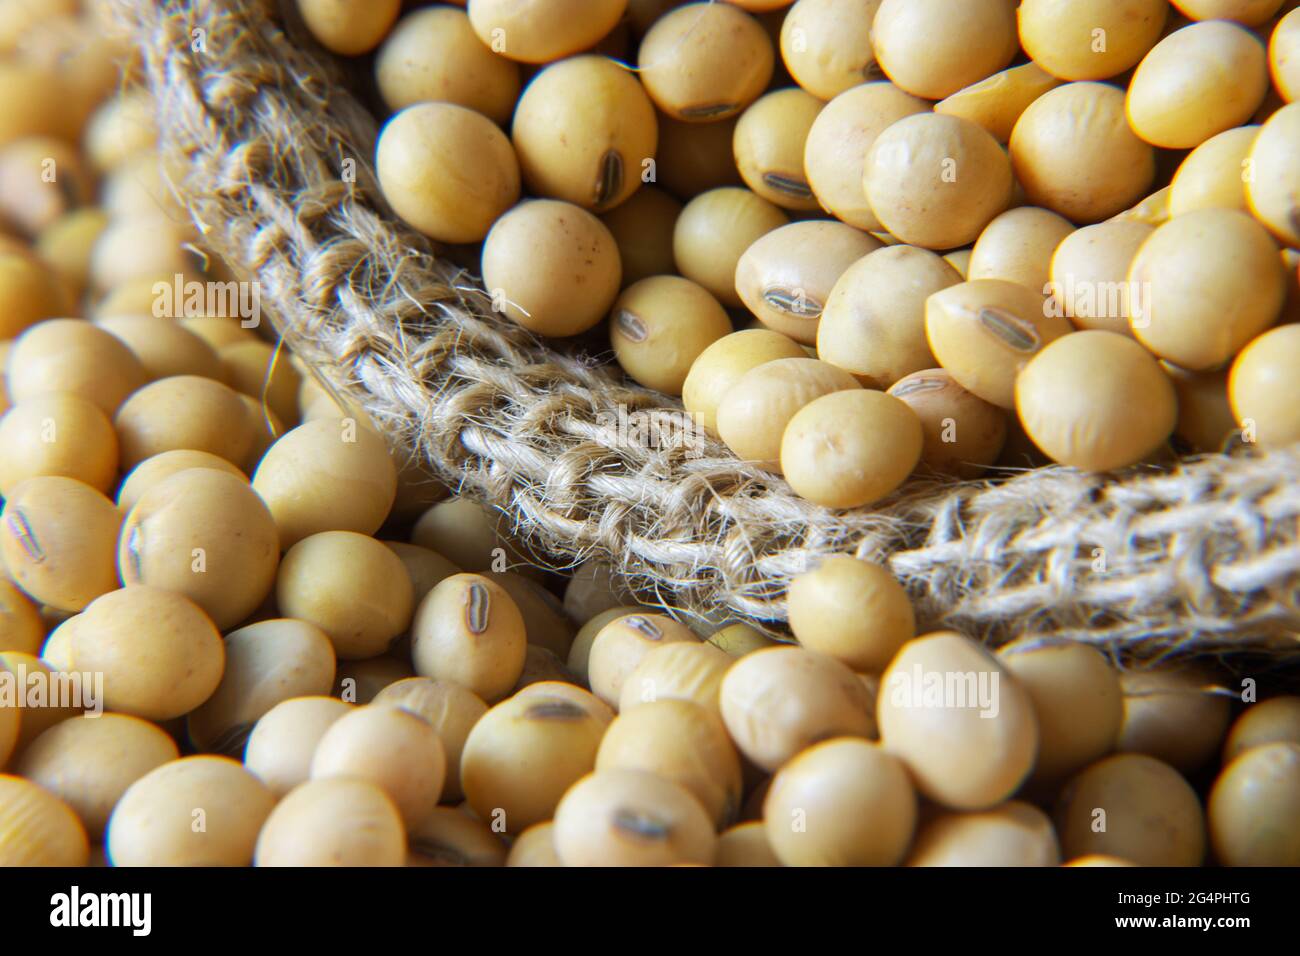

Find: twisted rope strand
<box><xmin>114</xmin><ymin>0</ymin><xmax>1300</xmax><ymax>669</ymax></box>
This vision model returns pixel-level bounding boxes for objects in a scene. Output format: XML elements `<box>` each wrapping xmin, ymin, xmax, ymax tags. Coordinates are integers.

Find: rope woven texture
<box><xmin>112</xmin><ymin>0</ymin><xmax>1300</xmax><ymax>672</ymax></box>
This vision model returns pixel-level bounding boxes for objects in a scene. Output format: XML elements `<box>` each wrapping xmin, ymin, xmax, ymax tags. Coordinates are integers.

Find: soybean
<box><xmin>375</xmin><ymin>6</ymin><xmax>519</xmax><ymax>125</ymax></box>
<box><xmin>735</xmin><ymin>220</ymin><xmax>882</xmax><ymax>345</ymax></box>
<box><xmin>682</xmin><ymin>329</ymin><xmax>806</xmax><ymax>436</ymax></box>
<box><xmin>410</xmin><ymin>573</ymin><xmax>527</xmax><ymax>703</ymax></box>
<box><xmin>1168</xmin><ymin>125</ymin><xmax>1259</xmax><ymax>215</ymax></box>
<box><xmin>552</xmin><ymin>768</ymin><xmax>717</xmax><ymax>867</ymax></box>
<box><xmin>780</xmin><ymin>389</ymin><xmax>923</xmax><ymax>508</ymax></box>
<box><xmin>1222</xmin><ymin>696</ymin><xmax>1300</xmax><ymax>763</ymax></box>
<box><xmin>732</xmin><ymin>88</ymin><xmax>823</xmax><ymax>211</ymax></box>
<box><xmin>0</xmin><ymin>390</ymin><xmax>118</xmax><ymax>496</ymax></box>
<box><xmin>999</xmin><ymin>642</ymin><xmax>1124</xmax><ymax>790</ymax></box>
<box><xmin>6</xmin><ymin>319</ymin><xmax>146</xmax><ymax>416</ymax></box>
<box><xmin>513</xmin><ymin>55</ymin><xmax>657</xmax><ymax>213</ymax></box>
<box><xmin>468</xmin><ymin>0</ymin><xmax>627</xmax><ymax>65</ymax></box>
<box><xmin>1272</xmin><ymin>7</ymin><xmax>1300</xmax><ymax>101</ymax></box>
<box><xmin>780</xmin><ymin>0</ymin><xmax>883</xmax><ymax>101</ymax></box>
<box><xmin>311</xmin><ymin>705</ymin><xmax>447</xmax><ymax>827</ymax></box>
<box><xmin>1015</xmin><ymin>331</ymin><xmax>1177</xmax><ymax>471</ymax></box>
<box><xmin>719</xmin><ymin>645</ymin><xmax>874</xmax><ymax>771</ymax></box>
<box><xmin>187</xmin><ymin>619</ymin><xmax>336</xmax><ymax>756</ymax></box>
<box><xmin>804</xmin><ymin>82</ymin><xmax>930</xmax><ymax>232</ymax></box>
<box><xmin>242</xmin><ymin>696</ymin><xmax>354</xmax><ymax>798</ymax></box>
<box><xmin>70</xmin><ymin>587</ymin><xmax>225</xmax><ymax>722</ymax></box>
<box><xmin>376</xmin><ymin>102</ymin><xmax>520</xmax><ymax>244</ymax></box>
<box><xmin>587</xmin><ymin>612</ymin><xmax>699</xmax><ymax>708</ymax></box>
<box><xmin>870</xmin><ymin>0</ymin><xmax>1017</xmax><ymax>100</ymax></box>
<box><xmin>255</xmin><ymin>777</ymin><xmax>405</xmax><ymax>867</ymax></box>
<box><xmin>407</xmin><ymin>806</ymin><xmax>507</xmax><ymax>867</ymax></box>
<box><xmin>818</xmin><ymin>245</ymin><xmax>958</xmax><ymax>388</ymax></box>
<box><xmin>1127</xmin><ymin>209</ymin><xmax>1284</xmax><ymax>371</ymax></box>
<box><xmin>934</xmin><ymin>63</ymin><xmax>1063</xmax><ymax>143</ymax></box>
<box><xmin>707</xmin><ymin>622</ymin><xmax>782</xmax><ymax>658</ymax></box>
<box><xmin>598</xmin><ymin>699</ymin><xmax>743</xmax><ymax>828</ymax></box>
<box><xmin>1126</xmin><ymin>21</ymin><xmax>1269</xmax><ymax>148</ymax></box>
<box><xmin>864</xmin><ymin>113</ymin><xmax>1013</xmax><ymax>250</ymax></box>
<box><xmin>1115</xmin><ymin>665</ymin><xmax>1232</xmax><ymax>775</ymax></box>
<box><xmin>1171</xmin><ymin>0</ymin><xmax>1284</xmax><ymax>25</ymax></box>
<box><xmin>715</xmin><ymin>357</ymin><xmax>861</xmax><ymax>470</ymax></box>
<box><xmin>716</xmin><ymin>821</ymin><xmax>782</xmax><ymax>867</ymax></box>
<box><xmin>925</xmin><ymin>279</ymin><xmax>1073</xmax><ymax>410</ymax></box>
<box><xmin>1</xmin><ymin>476</ymin><xmax>120</xmax><ymax>612</ymax></box>
<box><xmin>409</xmin><ymin>498</ymin><xmax>508</xmax><ymax>574</ymax></box>
<box><xmin>968</xmin><ymin>207</ymin><xmax>1075</xmax><ymax>296</ymax></box>
<box><xmin>786</xmin><ymin>556</ymin><xmax>914</xmax><ymax>673</ymax></box>
<box><xmin>113</xmin><ymin>375</ymin><xmax>255</xmax><ymax>470</ymax></box>
<box><xmin>1011</xmin><ymin>82</ymin><xmax>1156</xmax><ymax>223</ymax></box>
<box><xmin>764</xmin><ymin>737</ymin><xmax>917</xmax><ymax>866</ymax></box>
<box><xmin>673</xmin><ymin>187</ymin><xmax>788</xmax><ymax>308</ymax></box>
<box><xmin>15</xmin><ymin>713</ymin><xmax>179</xmax><ymax>841</ymax></box>
<box><xmin>1055</xmin><ymin>753</ymin><xmax>1206</xmax><ymax>866</ymax></box>
<box><xmin>107</xmin><ymin>756</ymin><xmax>275</xmax><ymax>866</ymax></box>
<box><xmin>618</xmin><ymin>640</ymin><xmax>733</xmax><ymax>715</ymax></box>
<box><xmin>887</xmin><ymin>369</ymin><xmax>1008</xmax><ymax>478</ymax></box>
<box><xmin>907</xmin><ymin>801</ymin><xmax>1060</xmax><ymax>867</ymax></box>
<box><xmin>276</xmin><ymin>531</ymin><xmax>415</xmax><ymax>660</ymax></box>
<box><xmin>253</xmin><ymin>416</ymin><xmax>397</xmax><ymax>549</ymax></box>
<box><xmin>507</xmin><ymin>822</ymin><xmax>561</xmax><ymax>867</ymax></box>
<box><xmin>480</xmin><ymin>199</ymin><xmax>622</xmax><ymax>337</ymax></box>
<box><xmin>297</xmin><ymin>0</ymin><xmax>400</xmax><ymax>56</ymax></box>
<box><xmin>637</xmin><ymin>3</ymin><xmax>774</xmax><ymax>122</ymax></box>
<box><xmin>0</xmin><ymin>774</ymin><xmax>88</xmax><ymax>866</ymax></box>
<box><xmin>1047</xmin><ymin>220</ymin><xmax>1153</xmax><ymax>334</ymax></box>
<box><xmin>876</xmin><ymin>632</ymin><xmax>1038</xmax><ymax>810</ymax></box>
<box><xmin>120</xmin><ymin>468</ymin><xmax>280</xmax><ymax>630</ymax></box>
<box><xmin>460</xmin><ymin>688</ymin><xmax>608</xmax><ymax>832</ymax></box>
<box><xmin>1207</xmin><ymin>742</ymin><xmax>1300</xmax><ymax>866</ymax></box>
<box><xmin>610</xmin><ymin>276</ymin><xmax>732</xmax><ymax>394</ymax></box>
<box><xmin>567</xmin><ymin>606</ymin><xmax>640</xmax><ymax>682</ymax></box>
<box><xmin>1244</xmin><ymin>101</ymin><xmax>1300</xmax><ymax>247</ymax></box>
<box><xmin>1018</xmin><ymin>0</ymin><xmax>1168</xmax><ymax>80</ymax></box>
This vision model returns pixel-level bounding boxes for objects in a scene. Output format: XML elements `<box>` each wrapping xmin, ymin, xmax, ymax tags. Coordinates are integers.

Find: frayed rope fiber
<box><xmin>114</xmin><ymin>0</ymin><xmax>1300</xmax><ymax>668</ymax></box>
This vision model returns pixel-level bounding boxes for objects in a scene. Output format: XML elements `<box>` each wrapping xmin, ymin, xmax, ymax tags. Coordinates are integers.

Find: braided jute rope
<box><xmin>114</xmin><ymin>0</ymin><xmax>1300</xmax><ymax>673</ymax></box>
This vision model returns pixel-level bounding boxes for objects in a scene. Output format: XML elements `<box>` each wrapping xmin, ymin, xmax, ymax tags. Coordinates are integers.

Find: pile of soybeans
<box><xmin>1</xmin><ymin>0</ymin><xmax>1298</xmax><ymax>867</ymax></box>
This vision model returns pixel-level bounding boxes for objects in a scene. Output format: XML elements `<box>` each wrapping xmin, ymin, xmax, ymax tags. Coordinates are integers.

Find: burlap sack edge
<box><xmin>110</xmin><ymin>0</ymin><xmax>1300</xmax><ymax>682</ymax></box>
